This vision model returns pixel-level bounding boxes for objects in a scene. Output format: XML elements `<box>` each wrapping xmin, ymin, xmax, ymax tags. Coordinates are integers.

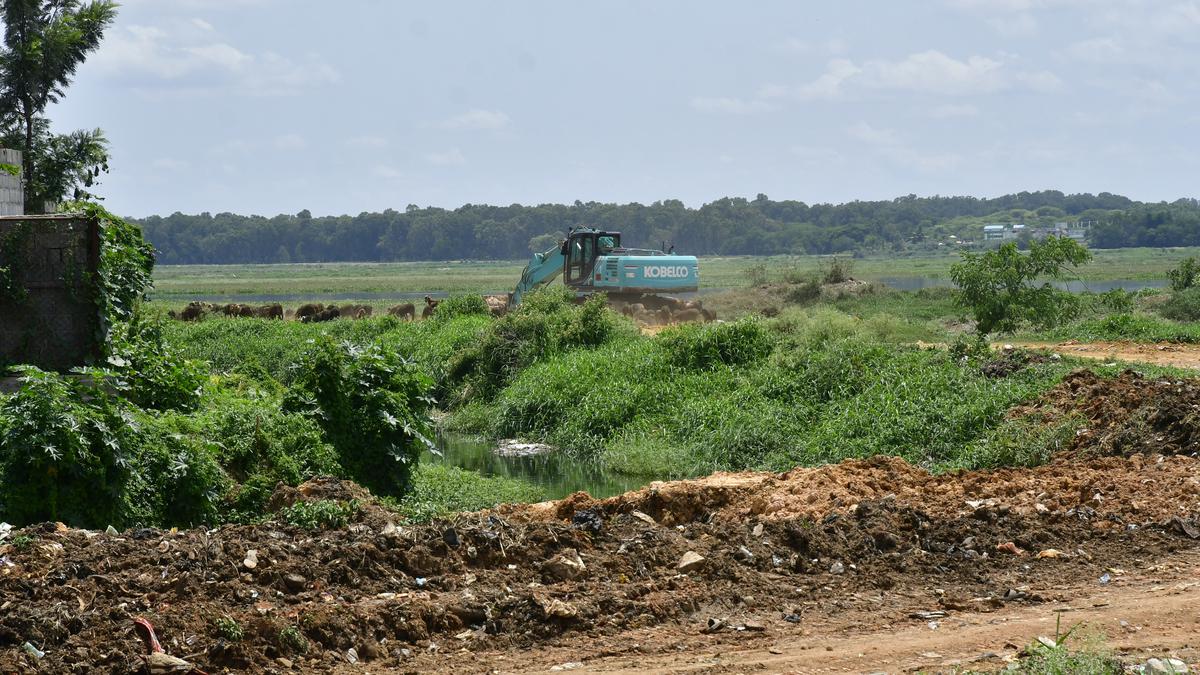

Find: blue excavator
<box><xmin>507</xmin><ymin>226</ymin><xmax>703</xmax><ymax>316</ymax></box>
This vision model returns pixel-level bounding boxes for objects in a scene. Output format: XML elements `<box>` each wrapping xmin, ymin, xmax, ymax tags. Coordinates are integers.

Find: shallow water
<box><xmin>423</xmin><ymin>433</ymin><xmax>651</xmax><ymax>500</ymax></box>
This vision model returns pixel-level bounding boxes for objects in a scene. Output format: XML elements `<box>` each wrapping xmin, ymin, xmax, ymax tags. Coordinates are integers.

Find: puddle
<box><xmin>424</xmin><ymin>433</ymin><xmax>650</xmax><ymax>500</ymax></box>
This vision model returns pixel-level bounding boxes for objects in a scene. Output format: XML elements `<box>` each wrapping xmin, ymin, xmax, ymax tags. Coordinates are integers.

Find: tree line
<box><xmin>133</xmin><ymin>191</ymin><xmax>1200</xmax><ymax>264</ymax></box>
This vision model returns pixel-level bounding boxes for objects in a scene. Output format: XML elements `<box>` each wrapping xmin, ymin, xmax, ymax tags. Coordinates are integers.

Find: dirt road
<box><xmin>1012</xmin><ymin>339</ymin><xmax>1200</xmax><ymax>371</ymax></box>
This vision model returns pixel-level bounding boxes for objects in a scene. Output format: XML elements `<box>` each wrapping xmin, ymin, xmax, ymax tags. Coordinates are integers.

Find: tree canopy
<box><xmin>134</xmin><ymin>191</ymin><xmax>1200</xmax><ymax>265</ymax></box>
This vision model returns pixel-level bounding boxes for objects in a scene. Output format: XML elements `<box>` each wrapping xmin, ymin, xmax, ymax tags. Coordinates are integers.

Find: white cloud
<box><xmin>347</xmin><ymin>136</ymin><xmax>389</xmax><ymax>149</ymax></box>
<box><xmin>191</xmin><ymin>18</ymin><xmax>214</xmax><ymax>31</ymax></box>
<box><xmin>689</xmin><ymin>96</ymin><xmax>773</xmax><ymax>114</ymax></box>
<box><xmin>777</xmin><ymin>50</ymin><xmax>1059</xmax><ymax>100</ymax></box>
<box><xmin>425</xmin><ymin>148</ymin><xmax>466</xmax><ymax>166</ymax></box>
<box><xmin>373</xmin><ymin>164</ymin><xmax>404</xmax><ymax>180</ymax></box>
<box><xmin>273</xmin><ymin>134</ymin><xmax>307</xmax><ymax>151</ymax></box>
<box><xmin>437</xmin><ymin>109</ymin><xmax>511</xmax><ymax>130</ymax></box>
<box><xmin>990</xmin><ymin>12</ymin><xmax>1039</xmax><ymax>37</ymax></box>
<box><xmin>92</xmin><ymin>23</ymin><xmax>339</xmax><ymax>96</ymax></box>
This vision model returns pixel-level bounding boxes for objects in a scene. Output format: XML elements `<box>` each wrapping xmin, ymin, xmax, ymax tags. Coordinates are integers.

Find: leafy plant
<box><xmin>1159</xmin><ymin>287</ymin><xmax>1200</xmax><ymax>322</ymax></box>
<box><xmin>279</xmin><ymin>626</ymin><xmax>308</xmax><ymax>654</ymax></box>
<box><xmin>820</xmin><ymin>256</ymin><xmax>853</xmax><ymax>284</ymax></box>
<box><xmin>951</xmin><ymin>236</ymin><xmax>1092</xmax><ymax>334</ymax></box>
<box><xmin>284</xmin><ymin>338</ymin><xmax>433</xmax><ymax>497</ymax></box>
<box><xmin>213</xmin><ymin>616</ymin><xmax>244</xmax><ymax>641</ymax></box>
<box><xmin>278</xmin><ymin>499</ymin><xmax>357</xmax><ymax>529</ymax></box>
<box><xmin>105</xmin><ymin>315</ymin><xmax>206</xmax><ymax>411</ymax></box>
<box><xmin>1167</xmin><ymin>257</ymin><xmax>1200</xmax><ymax>292</ymax></box>
<box><xmin>433</xmin><ymin>294</ymin><xmax>490</xmax><ymax>320</ymax></box>
<box><xmin>659</xmin><ymin>318</ymin><xmax>774</xmax><ymax>371</ymax></box>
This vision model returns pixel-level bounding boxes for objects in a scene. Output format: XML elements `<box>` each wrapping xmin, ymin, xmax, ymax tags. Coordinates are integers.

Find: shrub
<box><xmin>659</xmin><ymin>318</ymin><xmax>774</xmax><ymax>371</ymax></box>
<box><xmin>106</xmin><ymin>316</ymin><xmax>207</xmax><ymax>411</ymax></box>
<box><xmin>397</xmin><ymin>464</ymin><xmax>546</xmax><ymax>522</ymax></box>
<box><xmin>1167</xmin><ymin>257</ymin><xmax>1200</xmax><ymax>292</ymax></box>
<box><xmin>784</xmin><ymin>278</ymin><xmax>822</xmax><ymax>305</ymax></box>
<box><xmin>278</xmin><ymin>499</ymin><xmax>357</xmax><ymax>529</ymax></box>
<box><xmin>1159</xmin><ymin>287</ymin><xmax>1200</xmax><ymax>321</ymax></box>
<box><xmin>821</xmin><ymin>256</ymin><xmax>853</xmax><ymax>284</ymax></box>
<box><xmin>951</xmin><ymin>236</ymin><xmax>1091</xmax><ymax>334</ymax></box>
<box><xmin>284</xmin><ymin>338</ymin><xmax>433</xmax><ymax>497</ymax></box>
<box><xmin>433</xmin><ymin>294</ymin><xmax>490</xmax><ymax>320</ymax></box>
<box><xmin>0</xmin><ymin>366</ymin><xmax>136</xmax><ymax>527</ymax></box>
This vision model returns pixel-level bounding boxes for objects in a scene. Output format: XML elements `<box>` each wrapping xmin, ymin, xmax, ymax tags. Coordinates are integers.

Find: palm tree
<box><xmin>0</xmin><ymin>0</ymin><xmax>116</xmax><ymax>211</ymax></box>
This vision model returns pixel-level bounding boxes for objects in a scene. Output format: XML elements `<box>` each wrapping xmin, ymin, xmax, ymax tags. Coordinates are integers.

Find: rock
<box><xmin>495</xmin><ymin>439</ymin><xmax>555</xmax><ymax>457</ymax></box>
<box><xmin>345</xmin><ymin>647</ymin><xmax>358</xmax><ymax>664</ymax></box>
<box><xmin>1145</xmin><ymin>657</ymin><xmax>1190</xmax><ymax>674</ymax></box>
<box><xmin>735</xmin><ymin>545</ymin><xmax>755</xmax><ymax>562</ymax></box>
<box><xmin>243</xmin><ymin>549</ymin><xmax>258</xmax><ymax>570</ymax></box>
<box><xmin>1036</xmin><ymin>549</ymin><xmax>1063</xmax><ymax>559</ymax></box>
<box><xmin>630</xmin><ymin>510</ymin><xmax>657</xmax><ymax>525</ymax></box>
<box><xmin>752</xmin><ymin>523</ymin><xmax>764</xmax><ymax>537</ymax></box>
<box><xmin>275</xmin><ymin>657</ymin><xmax>294</xmax><ymax>668</ymax></box>
<box><xmin>677</xmin><ymin>551</ymin><xmax>706</xmax><ymax>574</ymax></box>
<box><xmin>283</xmin><ymin>573</ymin><xmax>306</xmax><ymax>592</ymax></box>
<box><xmin>549</xmin><ymin>662</ymin><xmax>583</xmax><ymax>672</ymax></box>
<box><xmin>829</xmin><ymin>561</ymin><xmax>845</xmax><ymax>575</ymax></box>
<box><xmin>742</xmin><ymin>619</ymin><xmax>766</xmax><ymax>632</ymax></box>
<box><xmin>544</xmin><ymin>549</ymin><xmax>587</xmax><ymax>580</ymax></box>
<box><xmin>1035</xmin><ymin>503</ymin><xmax>1050</xmax><ymax>514</ymax></box>
<box><xmin>541</xmin><ymin>597</ymin><xmax>578</xmax><ymax>618</ymax></box>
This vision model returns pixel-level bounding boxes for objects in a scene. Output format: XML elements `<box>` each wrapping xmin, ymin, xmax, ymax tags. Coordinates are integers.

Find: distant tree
<box><xmin>951</xmin><ymin>236</ymin><xmax>1092</xmax><ymax>335</ymax></box>
<box><xmin>0</xmin><ymin>0</ymin><xmax>117</xmax><ymax>211</ymax></box>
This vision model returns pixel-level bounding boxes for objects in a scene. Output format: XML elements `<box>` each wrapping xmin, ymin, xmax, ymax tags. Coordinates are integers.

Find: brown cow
<box><xmin>295</xmin><ymin>303</ymin><xmax>324</xmax><ymax>321</ymax></box>
<box><xmin>254</xmin><ymin>303</ymin><xmax>284</xmax><ymax>319</ymax></box>
<box><xmin>387</xmin><ymin>303</ymin><xmax>416</xmax><ymax>320</ymax></box>
<box><xmin>421</xmin><ymin>295</ymin><xmax>439</xmax><ymax>319</ymax></box>
<box><xmin>178</xmin><ymin>301</ymin><xmax>208</xmax><ymax>321</ymax></box>
<box><xmin>301</xmin><ymin>306</ymin><xmax>340</xmax><ymax>323</ymax></box>
<box><xmin>338</xmin><ymin>304</ymin><xmax>372</xmax><ymax>319</ymax></box>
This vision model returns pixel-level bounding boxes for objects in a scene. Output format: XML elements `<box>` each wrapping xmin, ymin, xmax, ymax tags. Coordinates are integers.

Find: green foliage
<box><xmin>0</xmin><ymin>163</ymin><xmax>18</xmax><ymax>176</ymax></box>
<box><xmin>446</xmin><ymin>288</ymin><xmax>623</xmax><ymax>404</ymax></box>
<box><xmin>746</xmin><ymin>263</ymin><xmax>768</xmax><ymax>286</ymax></box>
<box><xmin>9</xmin><ymin>534</ymin><xmax>34</xmax><ymax>550</ymax></box>
<box><xmin>85</xmin><ymin>202</ymin><xmax>156</xmax><ymax>326</ymax></box>
<box><xmin>0</xmin><ymin>366</ymin><xmax>135</xmax><ymax>527</ymax></box>
<box><xmin>659</xmin><ymin>318</ymin><xmax>774</xmax><ymax>371</ymax></box>
<box><xmin>396</xmin><ymin>464</ymin><xmax>546</xmax><ymax>522</ymax></box>
<box><xmin>433</xmin><ymin>293</ymin><xmax>490</xmax><ymax>320</ymax></box>
<box><xmin>212</xmin><ymin>616</ymin><xmax>244</xmax><ymax>642</ymax></box>
<box><xmin>279</xmin><ymin>626</ymin><xmax>308</xmax><ymax>655</ymax></box>
<box><xmin>284</xmin><ymin>338</ymin><xmax>433</xmax><ymax>497</ymax></box>
<box><xmin>278</xmin><ymin>499</ymin><xmax>357</xmax><ymax>529</ymax></box>
<box><xmin>0</xmin><ymin>1</ymin><xmax>117</xmax><ymax>211</ymax></box>
<box><xmin>1167</xmin><ymin>256</ymin><xmax>1200</xmax><ymax>292</ymax></box>
<box><xmin>1159</xmin><ymin>287</ymin><xmax>1200</xmax><ymax>322</ymax></box>
<box><xmin>951</xmin><ymin>237</ymin><xmax>1092</xmax><ymax>334</ymax></box>
<box><xmin>820</xmin><ymin>256</ymin><xmax>853</xmax><ymax>284</ymax></box>
<box><xmin>106</xmin><ymin>315</ymin><xmax>206</xmax><ymax>411</ymax></box>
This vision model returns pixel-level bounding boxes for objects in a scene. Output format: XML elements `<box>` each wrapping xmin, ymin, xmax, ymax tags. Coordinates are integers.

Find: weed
<box><xmin>9</xmin><ymin>534</ymin><xmax>34</xmax><ymax>551</ymax></box>
<box><xmin>396</xmin><ymin>464</ymin><xmax>546</xmax><ymax>522</ymax></box>
<box><xmin>1167</xmin><ymin>256</ymin><xmax>1200</xmax><ymax>292</ymax></box>
<box><xmin>279</xmin><ymin>626</ymin><xmax>308</xmax><ymax>654</ymax></box>
<box><xmin>433</xmin><ymin>294</ymin><xmax>490</xmax><ymax>320</ymax></box>
<box><xmin>212</xmin><ymin>615</ymin><xmax>244</xmax><ymax>642</ymax></box>
<box><xmin>278</xmin><ymin>499</ymin><xmax>357</xmax><ymax>529</ymax></box>
<box><xmin>1159</xmin><ymin>287</ymin><xmax>1200</xmax><ymax>321</ymax></box>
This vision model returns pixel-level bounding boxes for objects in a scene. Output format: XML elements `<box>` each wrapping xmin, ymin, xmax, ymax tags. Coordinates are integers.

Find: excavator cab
<box><xmin>562</xmin><ymin>228</ymin><xmax>620</xmax><ymax>287</ymax></box>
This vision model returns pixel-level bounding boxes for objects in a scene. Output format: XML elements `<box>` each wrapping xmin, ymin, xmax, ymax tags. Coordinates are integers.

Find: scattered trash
<box><xmin>571</xmin><ymin>508</ymin><xmax>604</xmax><ymax>534</ymax></box>
<box><xmin>345</xmin><ymin>647</ymin><xmax>358</xmax><ymax>664</ymax></box>
<box><xmin>996</xmin><ymin>541</ymin><xmax>1025</xmax><ymax>555</ymax></box>
<box><xmin>415</xmin><ymin>577</ymin><xmax>427</xmax><ymax>588</ymax></box>
<box><xmin>910</xmin><ymin>611</ymin><xmax>948</xmax><ymax>620</ymax></box>
<box><xmin>630</xmin><ymin>510</ymin><xmax>657</xmax><ymax>525</ymax></box>
<box><xmin>1143</xmin><ymin>657</ymin><xmax>1190</xmax><ymax>674</ymax></box>
<box><xmin>829</xmin><ymin>561</ymin><xmax>845</xmax><ymax>575</ymax></box>
<box><xmin>20</xmin><ymin>642</ymin><xmax>43</xmax><ymax>660</ymax></box>
<box><xmin>104</xmin><ymin>525</ymin><xmax>118</xmax><ymax>536</ymax></box>
<box><xmin>702</xmin><ymin>617</ymin><xmax>726</xmax><ymax>634</ymax></box>
<box><xmin>242</xmin><ymin>549</ymin><xmax>258</xmax><ymax>570</ymax></box>
<box><xmin>549</xmin><ymin>662</ymin><xmax>583</xmax><ymax>672</ymax></box>
<box><xmin>543</xmin><ymin>549</ymin><xmax>587</xmax><ymax>581</ymax></box>
<box><xmin>1099</xmin><ymin>573</ymin><xmax>1111</xmax><ymax>585</ymax></box>
<box><xmin>1036</xmin><ymin>549</ymin><xmax>1063</xmax><ymax>559</ymax></box>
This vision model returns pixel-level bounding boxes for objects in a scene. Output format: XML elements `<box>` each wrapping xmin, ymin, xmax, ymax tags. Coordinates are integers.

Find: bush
<box><xmin>0</xmin><ymin>366</ymin><xmax>136</xmax><ymax>527</ymax></box>
<box><xmin>821</xmin><ymin>256</ymin><xmax>853</xmax><ymax>284</ymax></box>
<box><xmin>397</xmin><ymin>464</ymin><xmax>546</xmax><ymax>522</ymax></box>
<box><xmin>107</xmin><ymin>315</ymin><xmax>207</xmax><ymax>411</ymax></box>
<box><xmin>659</xmin><ymin>318</ymin><xmax>774</xmax><ymax>371</ymax></box>
<box><xmin>278</xmin><ymin>499</ymin><xmax>357</xmax><ymax>529</ymax></box>
<box><xmin>1159</xmin><ymin>287</ymin><xmax>1200</xmax><ymax>321</ymax></box>
<box><xmin>446</xmin><ymin>289</ymin><xmax>624</xmax><ymax>404</ymax></box>
<box><xmin>1168</xmin><ymin>257</ymin><xmax>1200</xmax><ymax>292</ymax></box>
<box><xmin>433</xmin><ymin>294</ymin><xmax>490</xmax><ymax>320</ymax></box>
<box><xmin>284</xmin><ymin>338</ymin><xmax>433</xmax><ymax>497</ymax></box>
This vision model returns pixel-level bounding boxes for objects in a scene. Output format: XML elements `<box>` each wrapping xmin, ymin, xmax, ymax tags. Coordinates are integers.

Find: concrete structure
<box><xmin>0</xmin><ymin>149</ymin><xmax>22</xmax><ymax>216</ymax></box>
<box><xmin>982</xmin><ymin>221</ymin><xmax>1091</xmax><ymax>244</ymax></box>
<box><xmin>0</xmin><ymin>213</ymin><xmax>102</xmax><ymax>371</ymax></box>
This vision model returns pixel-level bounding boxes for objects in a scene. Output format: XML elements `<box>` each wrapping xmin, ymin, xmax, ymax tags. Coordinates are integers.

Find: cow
<box><xmin>254</xmin><ymin>303</ymin><xmax>284</xmax><ymax>320</ymax></box>
<box><xmin>295</xmin><ymin>303</ymin><xmax>324</xmax><ymax>321</ymax></box>
<box><xmin>301</xmin><ymin>306</ymin><xmax>340</xmax><ymax>323</ymax></box>
<box><xmin>387</xmin><ymin>303</ymin><xmax>416</xmax><ymax>320</ymax></box>
<box><xmin>421</xmin><ymin>295</ymin><xmax>439</xmax><ymax>319</ymax></box>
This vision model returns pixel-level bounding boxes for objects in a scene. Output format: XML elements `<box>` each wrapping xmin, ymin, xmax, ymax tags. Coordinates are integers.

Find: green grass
<box><xmin>149</xmin><ymin>247</ymin><xmax>1188</xmax><ymax>300</ymax></box>
<box><xmin>395</xmin><ymin>464</ymin><xmax>547</xmax><ymax>522</ymax></box>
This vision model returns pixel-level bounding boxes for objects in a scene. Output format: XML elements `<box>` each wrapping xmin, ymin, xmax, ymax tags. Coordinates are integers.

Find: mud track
<box><xmin>2</xmin><ymin>453</ymin><xmax>1200</xmax><ymax>673</ymax></box>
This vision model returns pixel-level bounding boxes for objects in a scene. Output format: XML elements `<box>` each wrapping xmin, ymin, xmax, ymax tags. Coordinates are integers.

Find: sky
<box><xmin>47</xmin><ymin>0</ymin><xmax>1200</xmax><ymax>217</ymax></box>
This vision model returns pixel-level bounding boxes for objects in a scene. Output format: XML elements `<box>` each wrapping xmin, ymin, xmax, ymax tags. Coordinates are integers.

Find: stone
<box><xmin>630</xmin><ymin>510</ymin><xmax>657</xmax><ymax>525</ymax></box>
<box><xmin>677</xmin><ymin>551</ymin><xmax>706</xmax><ymax>574</ymax></box>
<box><xmin>543</xmin><ymin>549</ymin><xmax>587</xmax><ymax>580</ymax></box>
<box><xmin>275</xmin><ymin>657</ymin><xmax>293</xmax><ymax>668</ymax></box>
<box><xmin>829</xmin><ymin>561</ymin><xmax>845</xmax><ymax>575</ymax></box>
<box><xmin>1145</xmin><ymin>658</ymin><xmax>1190</xmax><ymax>674</ymax></box>
<box><xmin>283</xmin><ymin>573</ymin><xmax>306</xmax><ymax>592</ymax></box>
<box><xmin>243</xmin><ymin>549</ymin><xmax>258</xmax><ymax>570</ymax></box>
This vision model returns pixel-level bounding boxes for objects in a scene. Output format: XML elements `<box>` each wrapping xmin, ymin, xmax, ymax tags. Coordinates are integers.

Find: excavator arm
<box><xmin>508</xmin><ymin>240</ymin><xmax>565</xmax><ymax>308</ymax></box>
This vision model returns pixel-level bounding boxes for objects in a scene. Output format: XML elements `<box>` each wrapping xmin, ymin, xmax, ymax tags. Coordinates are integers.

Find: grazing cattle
<box><xmin>673</xmin><ymin>308</ymin><xmax>703</xmax><ymax>323</ymax></box>
<box><xmin>254</xmin><ymin>303</ymin><xmax>284</xmax><ymax>319</ymax></box>
<box><xmin>338</xmin><ymin>304</ymin><xmax>372</xmax><ymax>319</ymax></box>
<box><xmin>421</xmin><ymin>295</ymin><xmax>439</xmax><ymax>319</ymax></box>
<box><xmin>622</xmin><ymin>302</ymin><xmax>646</xmax><ymax>318</ymax></box>
<box><xmin>172</xmin><ymin>301</ymin><xmax>209</xmax><ymax>321</ymax></box>
<box><xmin>295</xmin><ymin>303</ymin><xmax>324</xmax><ymax>321</ymax></box>
<box><xmin>301</xmin><ymin>306</ymin><xmax>340</xmax><ymax>323</ymax></box>
<box><xmin>484</xmin><ymin>295</ymin><xmax>508</xmax><ymax>317</ymax></box>
<box><xmin>387</xmin><ymin>303</ymin><xmax>415</xmax><ymax>320</ymax></box>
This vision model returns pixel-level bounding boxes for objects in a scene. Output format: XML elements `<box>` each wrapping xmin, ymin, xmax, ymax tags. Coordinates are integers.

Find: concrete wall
<box><xmin>0</xmin><ymin>149</ymin><xmax>23</xmax><ymax>216</ymax></box>
<box><xmin>0</xmin><ymin>214</ymin><xmax>102</xmax><ymax>371</ymax></box>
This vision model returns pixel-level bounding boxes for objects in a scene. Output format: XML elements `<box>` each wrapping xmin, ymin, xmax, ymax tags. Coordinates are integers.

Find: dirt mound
<box><xmin>2</xmin><ymin>454</ymin><xmax>1199</xmax><ymax>673</ymax></box>
<box><xmin>1012</xmin><ymin>369</ymin><xmax>1200</xmax><ymax>457</ymax></box>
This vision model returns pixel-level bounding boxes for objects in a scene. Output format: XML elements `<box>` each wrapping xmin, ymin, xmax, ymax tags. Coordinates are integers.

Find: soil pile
<box><xmin>2</xmin><ymin>456</ymin><xmax>1199</xmax><ymax>673</ymax></box>
<box><xmin>1011</xmin><ymin>368</ymin><xmax>1200</xmax><ymax>457</ymax></box>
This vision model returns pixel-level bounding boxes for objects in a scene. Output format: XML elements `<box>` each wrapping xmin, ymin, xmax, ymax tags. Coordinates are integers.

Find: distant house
<box><xmin>981</xmin><ymin>221</ymin><xmax>1090</xmax><ymax>245</ymax></box>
